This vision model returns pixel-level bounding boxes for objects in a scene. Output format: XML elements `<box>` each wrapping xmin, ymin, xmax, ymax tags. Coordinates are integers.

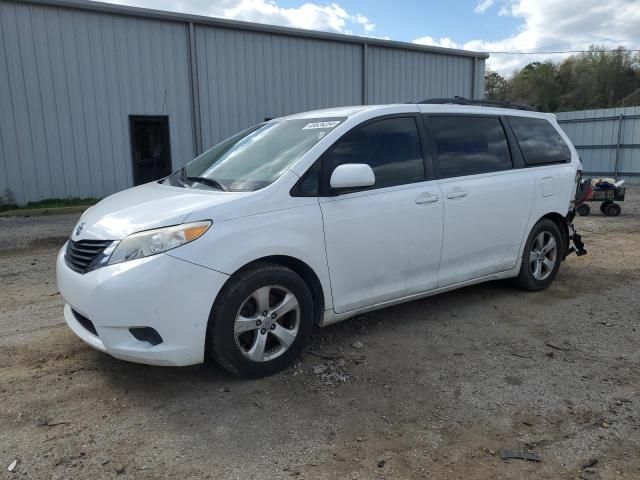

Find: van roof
<box><xmin>278</xmin><ymin>103</ymin><xmax>554</xmax><ymax>121</ymax></box>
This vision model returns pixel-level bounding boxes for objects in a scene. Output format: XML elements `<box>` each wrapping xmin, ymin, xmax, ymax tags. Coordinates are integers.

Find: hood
<box><xmin>73</xmin><ymin>182</ymin><xmax>247</xmax><ymax>240</ymax></box>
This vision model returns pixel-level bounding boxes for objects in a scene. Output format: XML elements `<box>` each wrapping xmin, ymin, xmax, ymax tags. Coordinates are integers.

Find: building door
<box><xmin>129</xmin><ymin>116</ymin><xmax>172</xmax><ymax>185</ymax></box>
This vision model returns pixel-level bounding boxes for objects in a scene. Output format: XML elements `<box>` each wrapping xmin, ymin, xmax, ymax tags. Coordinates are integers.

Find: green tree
<box><xmin>484</xmin><ymin>45</ymin><xmax>640</xmax><ymax>111</ymax></box>
<box><xmin>485</xmin><ymin>70</ymin><xmax>508</xmax><ymax>100</ymax></box>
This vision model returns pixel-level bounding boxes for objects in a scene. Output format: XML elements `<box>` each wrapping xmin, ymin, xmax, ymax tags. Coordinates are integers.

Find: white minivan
<box><xmin>57</xmin><ymin>101</ymin><xmax>586</xmax><ymax>377</ymax></box>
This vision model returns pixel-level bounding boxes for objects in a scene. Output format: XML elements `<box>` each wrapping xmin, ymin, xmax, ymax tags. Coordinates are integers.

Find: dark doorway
<box><xmin>129</xmin><ymin>116</ymin><xmax>172</xmax><ymax>185</ymax></box>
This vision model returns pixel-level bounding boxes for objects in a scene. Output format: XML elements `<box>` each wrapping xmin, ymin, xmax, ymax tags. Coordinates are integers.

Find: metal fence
<box><xmin>556</xmin><ymin>107</ymin><xmax>640</xmax><ymax>179</ymax></box>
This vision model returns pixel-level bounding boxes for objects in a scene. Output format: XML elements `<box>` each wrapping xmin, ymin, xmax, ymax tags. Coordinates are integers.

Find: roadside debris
<box><xmin>307</xmin><ymin>351</ymin><xmax>340</xmax><ymax>360</ymax></box>
<box><xmin>582</xmin><ymin>459</ymin><xmax>598</xmax><ymax>469</ymax></box>
<box><xmin>7</xmin><ymin>460</ymin><xmax>17</xmax><ymax>472</ymax></box>
<box><xmin>311</xmin><ymin>359</ymin><xmax>350</xmax><ymax>386</ymax></box>
<box><xmin>545</xmin><ymin>342</ymin><xmax>567</xmax><ymax>352</ymax></box>
<box><xmin>351</xmin><ymin>340</ymin><xmax>364</xmax><ymax>350</ymax></box>
<box><xmin>312</xmin><ymin>364</ymin><xmax>328</xmax><ymax>375</ymax></box>
<box><xmin>35</xmin><ymin>415</ymin><xmax>70</xmax><ymax>427</ymax></box>
<box><xmin>499</xmin><ymin>449</ymin><xmax>541</xmax><ymax>462</ymax></box>
<box><xmin>41</xmin><ymin>420</ymin><xmax>70</xmax><ymax>427</ymax></box>
<box><xmin>377</xmin><ymin>458</ymin><xmax>386</xmax><ymax>468</ymax></box>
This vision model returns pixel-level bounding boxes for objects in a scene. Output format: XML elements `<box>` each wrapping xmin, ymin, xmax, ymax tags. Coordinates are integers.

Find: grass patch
<box><xmin>0</xmin><ymin>197</ymin><xmax>100</xmax><ymax>212</ymax></box>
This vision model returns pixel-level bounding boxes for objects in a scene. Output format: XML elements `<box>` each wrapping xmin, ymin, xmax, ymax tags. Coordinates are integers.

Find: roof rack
<box><xmin>413</xmin><ymin>96</ymin><xmax>536</xmax><ymax>112</ymax></box>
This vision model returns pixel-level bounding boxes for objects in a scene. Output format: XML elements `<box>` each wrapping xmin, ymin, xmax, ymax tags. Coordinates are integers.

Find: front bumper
<box><xmin>56</xmin><ymin>245</ymin><xmax>229</xmax><ymax>366</ymax></box>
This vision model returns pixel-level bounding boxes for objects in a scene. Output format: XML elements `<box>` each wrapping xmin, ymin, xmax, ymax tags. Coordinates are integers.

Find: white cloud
<box><xmin>104</xmin><ymin>0</ymin><xmax>377</xmax><ymax>35</ymax></box>
<box><xmin>473</xmin><ymin>0</ymin><xmax>494</xmax><ymax>14</ymax></box>
<box><xmin>497</xmin><ymin>4</ymin><xmax>511</xmax><ymax>16</ymax></box>
<box><xmin>415</xmin><ymin>0</ymin><xmax>640</xmax><ymax>76</ymax></box>
<box><xmin>354</xmin><ymin>13</ymin><xmax>376</xmax><ymax>33</ymax></box>
<box><xmin>413</xmin><ymin>36</ymin><xmax>461</xmax><ymax>50</ymax></box>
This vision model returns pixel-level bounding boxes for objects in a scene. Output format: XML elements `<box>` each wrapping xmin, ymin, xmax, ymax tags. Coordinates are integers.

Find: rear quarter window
<box><xmin>507</xmin><ymin>116</ymin><xmax>571</xmax><ymax>166</ymax></box>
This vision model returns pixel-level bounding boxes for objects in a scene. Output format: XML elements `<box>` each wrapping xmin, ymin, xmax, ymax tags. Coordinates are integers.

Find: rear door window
<box><xmin>426</xmin><ymin>116</ymin><xmax>512</xmax><ymax>178</ymax></box>
<box><xmin>324</xmin><ymin>116</ymin><xmax>425</xmax><ymax>190</ymax></box>
<box><xmin>507</xmin><ymin>116</ymin><xmax>571</xmax><ymax>166</ymax></box>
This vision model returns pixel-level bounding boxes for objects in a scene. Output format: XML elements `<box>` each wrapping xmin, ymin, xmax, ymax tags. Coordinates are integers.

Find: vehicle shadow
<box><xmin>88</xmin><ymin>264</ymin><xmax>609</xmax><ymax>397</ymax></box>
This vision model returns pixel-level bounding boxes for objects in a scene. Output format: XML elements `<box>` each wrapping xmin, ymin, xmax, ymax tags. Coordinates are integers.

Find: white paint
<box><xmin>57</xmin><ymin>103</ymin><xmax>581</xmax><ymax>367</ymax></box>
<box><xmin>329</xmin><ymin>164</ymin><xmax>375</xmax><ymax>189</ymax></box>
<box><xmin>302</xmin><ymin>121</ymin><xmax>341</xmax><ymax>130</ymax></box>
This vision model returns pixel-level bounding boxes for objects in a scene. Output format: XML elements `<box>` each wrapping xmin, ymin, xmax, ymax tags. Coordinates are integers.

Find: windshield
<box><xmin>165</xmin><ymin>118</ymin><xmax>344</xmax><ymax>192</ymax></box>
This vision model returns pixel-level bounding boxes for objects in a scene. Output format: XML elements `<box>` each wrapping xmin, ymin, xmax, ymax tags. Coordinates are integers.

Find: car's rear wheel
<box><xmin>208</xmin><ymin>263</ymin><xmax>314</xmax><ymax>378</ymax></box>
<box><xmin>514</xmin><ymin>219</ymin><xmax>562</xmax><ymax>291</ymax></box>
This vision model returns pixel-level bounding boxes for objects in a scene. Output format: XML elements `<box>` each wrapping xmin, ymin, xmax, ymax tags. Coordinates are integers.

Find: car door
<box><xmin>423</xmin><ymin>114</ymin><xmax>535</xmax><ymax>287</ymax></box>
<box><xmin>318</xmin><ymin>115</ymin><xmax>444</xmax><ymax>314</ymax></box>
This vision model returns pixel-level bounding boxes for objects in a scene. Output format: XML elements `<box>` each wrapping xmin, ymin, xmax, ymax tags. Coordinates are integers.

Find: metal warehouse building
<box><xmin>0</xmin><ymin>0</ymin><xmax>487</xmax><ymax>204</ymax></box>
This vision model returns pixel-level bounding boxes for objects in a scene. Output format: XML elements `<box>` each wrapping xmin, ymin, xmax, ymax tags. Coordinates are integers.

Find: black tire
<box><xmin>576</xmin><ymin>203</ymin><xmax>590</xmax><ymax>216</ymax></box>
<box><xmin>514</xmin><ymin>219</ymin><xmax>563</xmax><ymax>292</ymax></box>
<box><xmin>207</xmin><ymin>262</ymin><xmax>314</xmax><ymax>378</ymax></box>
<box><xmin>600</xmin><ymin>201</ymin><xmax>612</xmax><ymax>214</ymax></box>
<box><xmin>602</xmin><ymin>202</ymin><xmax>621</xmax><ymax>217</ymax></box>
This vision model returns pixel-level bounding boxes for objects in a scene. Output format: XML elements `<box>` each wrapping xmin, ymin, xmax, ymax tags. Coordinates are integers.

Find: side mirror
<box><xmin>329</xmin><ymin>164</ymin><xmax>375</xmax><ymax>190</ymax></box>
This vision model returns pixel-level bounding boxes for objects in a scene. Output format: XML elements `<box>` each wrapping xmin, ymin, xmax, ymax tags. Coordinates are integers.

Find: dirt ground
<box><xmin>1</xmin><ymin>189</ymin><xmax>639</xmax><ymax>480</ymax></box>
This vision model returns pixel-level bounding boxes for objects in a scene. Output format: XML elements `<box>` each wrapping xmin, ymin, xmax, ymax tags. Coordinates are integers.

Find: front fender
<box><xmin>167</xmin><ymin>202</ymin><xmax>333</xmax><ymax>310</ymax></box>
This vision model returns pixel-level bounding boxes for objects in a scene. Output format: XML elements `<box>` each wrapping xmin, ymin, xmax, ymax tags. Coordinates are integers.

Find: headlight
<box><xmin>107</xmin><ymin>221</ymin><xmax>211</xmax><ymax>265</ymax></box>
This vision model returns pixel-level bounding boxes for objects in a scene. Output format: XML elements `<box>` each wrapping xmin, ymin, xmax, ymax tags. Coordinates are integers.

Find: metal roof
<box><xmin>16</xmin><ymin>0</ymin><xmax>490</xmax><ymax>59</ymax></box>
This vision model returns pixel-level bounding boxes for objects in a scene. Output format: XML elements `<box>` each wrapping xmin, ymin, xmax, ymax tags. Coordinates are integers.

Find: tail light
<box><xmin>573</xmin><ymin>170</ymin><xmax>593</xmax><ymax>205</ymax></box>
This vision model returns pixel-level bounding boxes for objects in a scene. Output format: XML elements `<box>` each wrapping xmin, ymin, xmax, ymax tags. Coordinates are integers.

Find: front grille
<box><xmin>72</xmin><ymin>309</ymin><xmax>98</xmax><ymax>336</ymax></box>
<box><xmin>65</xmin><ymin>239</ymin><xmax>113</xmax><ymax>273</ymax></box>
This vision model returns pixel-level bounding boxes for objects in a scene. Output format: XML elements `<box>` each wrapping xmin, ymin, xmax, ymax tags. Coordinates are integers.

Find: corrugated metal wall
<box><xmin>0</xmin><ymin>0</ymin><xmax>194</xmax><ymax>203</ymax></box>
<box><xmin>0</xmin><ymin>0</ymin><xmax>486</xmax><ymax>204</ymax></box>
<box><xmin>195</xmin><ymin>32</ymin><xmax>485</xmax><ymax>150</ymax></box>
<box><xmin>195</xmin><ymin>28</ymin><xmax>363</xmax><ymax>149</ymax></box>
<box><xmin>556</xmin><ymin>107</ymin><xmax>640</xmax><ymax>177</ymax></box>
<box><xmin>366</xmin><ymin>46</ymin><xmax>481</xmax><ymax>104</ymax></box>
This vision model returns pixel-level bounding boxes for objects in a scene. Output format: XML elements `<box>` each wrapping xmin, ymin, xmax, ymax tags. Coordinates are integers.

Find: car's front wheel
<box><xmin>208</xmin><ymin>263</ymin><xmax>314</xmax><ymax>378</ymax></box>
<box><xmin>514</xmin><ymin>219</ymin><xmax>563</xmax><ymax>291</ymax></box>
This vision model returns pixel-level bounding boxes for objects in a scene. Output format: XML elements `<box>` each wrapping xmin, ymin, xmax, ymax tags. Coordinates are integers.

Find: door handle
<box><xmin>446</xmin><ymin>191</ymin><xmax>468</xmax><ymax>199</ymax></box>
<box><xmin>415</xmin><ymin>193</ymin><xmax>440</xmax><ymax>204</ymax></box>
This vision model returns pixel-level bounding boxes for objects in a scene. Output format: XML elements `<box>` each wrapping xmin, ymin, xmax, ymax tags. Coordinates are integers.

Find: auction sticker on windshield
<box><xmin>302</xmin><ymin>121</ymin><xmax>341</xmax><ymax>130</ymax></box>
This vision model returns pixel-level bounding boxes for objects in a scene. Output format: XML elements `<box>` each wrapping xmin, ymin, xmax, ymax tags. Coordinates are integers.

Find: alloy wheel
<box><xmin>233</xmin><ymin>285</ymin><xmax>300</xmax><ymax>362</ymax></box>
<box><xmin>529</xmin><ymin>231</ymin><xmax>557</xmax><ymax>281</ymax></box>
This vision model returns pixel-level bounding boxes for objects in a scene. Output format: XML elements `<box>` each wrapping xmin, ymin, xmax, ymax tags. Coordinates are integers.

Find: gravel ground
<box><xmin>1</xmin><ymin>189</ymin><xmax>639</xmax><ymax>479</ymax></box>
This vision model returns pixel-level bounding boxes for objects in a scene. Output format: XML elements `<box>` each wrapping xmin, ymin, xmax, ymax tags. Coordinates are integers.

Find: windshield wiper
<box><xmin>186</xmin><ymin>176</ymin><xmax>230</xmax><ymax>192</ymax></box>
